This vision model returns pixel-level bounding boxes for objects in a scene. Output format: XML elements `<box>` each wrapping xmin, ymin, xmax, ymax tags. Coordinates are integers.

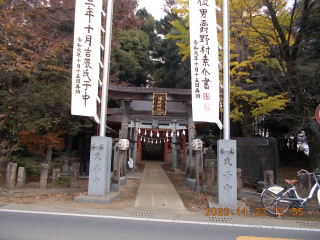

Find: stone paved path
<box><xmin>134</xmin><ymin>161</ymin><xmax>185</xmax><ymax>210</ymax></box>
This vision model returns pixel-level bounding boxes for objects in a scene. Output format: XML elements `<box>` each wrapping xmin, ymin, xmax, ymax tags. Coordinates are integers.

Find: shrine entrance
<box><xmin>107</xmin><ymin>84</ymin><xmax>192</xmax><ymax>167</ymax></box>
<box><xmin>142</xmin><ymin>140</ymin><xmax>163</xmax><ymax>160</ymax></box>
<box><xmin>137</xmin><ymin>130</ymin><xmax>187</xmax><ymax>162</ymax></box>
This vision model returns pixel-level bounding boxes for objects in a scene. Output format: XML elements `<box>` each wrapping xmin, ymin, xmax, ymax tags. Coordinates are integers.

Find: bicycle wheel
<box><xmin>261</xmin><ymin>185</ymin><xmax>291</xmax><ymax>216</ymax></box>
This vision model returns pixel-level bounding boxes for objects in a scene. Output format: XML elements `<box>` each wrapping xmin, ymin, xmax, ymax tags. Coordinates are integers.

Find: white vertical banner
<box><xmin>71</xmin><ymin>0</ymin><xmax>102</xmax><ymax>116</ymax></box>
<box><xmin>189</xmin><ymin>0</ymin><xmax>222</xmax><ymax>128</ymax></box>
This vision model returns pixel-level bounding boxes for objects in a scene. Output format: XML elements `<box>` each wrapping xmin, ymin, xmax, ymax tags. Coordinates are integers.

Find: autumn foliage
<box><xmin>19</xmin><ymin>130</ymin><xmax>65</xmax><ymax>157</ymax></box>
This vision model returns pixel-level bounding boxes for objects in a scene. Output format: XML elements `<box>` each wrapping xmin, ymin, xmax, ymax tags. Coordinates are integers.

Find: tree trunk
<box><xmin>45</xmin><ymin>147</ymin><xmax>53</xmax><ymax>165</ymax></box>
<box><xmin>242</xmin><ymin>102</ymin><xmax>254</xmax><ymax>136</ymax></box>
<box><xmin>66</xmin><ymin>134</ymin><xmax>74</xmax><ymax>157</ymax></box>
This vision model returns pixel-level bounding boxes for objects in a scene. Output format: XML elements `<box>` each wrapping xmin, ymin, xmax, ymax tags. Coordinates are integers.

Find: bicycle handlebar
<box><xmin>297</xmin><ymin>169</ymin><xmax>310</xmax><ymax>176</ymax></box>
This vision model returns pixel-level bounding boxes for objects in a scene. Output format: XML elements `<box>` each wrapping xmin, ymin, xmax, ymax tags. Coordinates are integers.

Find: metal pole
<box><xmin>99</xmin><ymin>0</ymin><xmax>114</xmax><ymax>137</ymax></box>
<box><xmin>223</xmin><ymin>0</ymin><xmax>230</xmax><ymax>140</ymax></box>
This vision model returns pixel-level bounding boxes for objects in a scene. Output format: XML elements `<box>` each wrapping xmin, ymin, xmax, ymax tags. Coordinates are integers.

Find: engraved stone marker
<box><xmin>88</xmin><ymin>136</ymin><xmax>112</xmax><ymax>196</ymax></box>
<box><xmin>217</xmin><ymin>139</ymin><xmax>237</xmax><ymax>206</ymax></box>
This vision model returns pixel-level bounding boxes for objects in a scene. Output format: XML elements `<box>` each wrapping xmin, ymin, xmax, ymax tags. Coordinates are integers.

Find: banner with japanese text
<box><xmin>189</xmin><ymin>0</ymin><xmax>222</xmax><ymax>128</ymax></box>
<box><xmin>71</xmin><ymin>0</ymin><xmax>102</xmax><ymax>116</ymax></box>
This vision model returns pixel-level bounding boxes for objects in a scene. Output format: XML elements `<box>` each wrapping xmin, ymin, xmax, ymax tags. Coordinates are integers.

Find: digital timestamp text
<box><xmin>205</xmin><ymin>207</ymin><xmax>304</xmax><ymax>216</ymax></box>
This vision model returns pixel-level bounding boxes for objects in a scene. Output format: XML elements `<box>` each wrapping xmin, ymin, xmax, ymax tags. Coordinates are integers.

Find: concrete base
<box><xmin>111</xmin><ymin>184</ymin><xmax>118</xmax><ymax>191</ymax></box>
<box><xmin>194</xmin><ymin>185</ymin><xmax>204</xmax><ymax>192</ymax></box>
<box><xmin>120</xmin><ymin>176</ymin><xmax>127</xmax><ymax>185</ymax></box>
<box><xmin>127</xmin><ymin>169</ymin><xmax>135</xmax><ymax>174</ymax></box>
<box><xmin>74</xmin><ymin>192</ymin><xmax>120</xmax><ymax>204</ymax></box>
<box><xmin>111</xmin><ymin>177</ymin><xmax>127</xmax><ymax>190</ymax></box>
<box><xmin>257</xmin><ymin>181</ymin><xmax>264</xmax><ymax>193</ymax></box>
<box><xmin>207</xmin><ymin>198</ymin><xmax>248</xmax><ymax>212</ymax></box>
<box><xmin>185</xmin><ymin>178</ymin><xmax>196</xmax><ymax>188</ymax></box>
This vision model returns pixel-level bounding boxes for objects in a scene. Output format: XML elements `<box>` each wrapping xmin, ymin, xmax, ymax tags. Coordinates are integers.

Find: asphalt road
<box><xmin>0</xmin><ymin>210</ymin><xmax>319</xmax><ymax>240</ymax></box>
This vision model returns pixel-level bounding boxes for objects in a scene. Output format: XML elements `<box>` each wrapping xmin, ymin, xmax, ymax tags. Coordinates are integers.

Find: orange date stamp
<box><xmin>205</xmin><ymin>207</ymin><xmax>304</xmax><ymax>216</ymax></box>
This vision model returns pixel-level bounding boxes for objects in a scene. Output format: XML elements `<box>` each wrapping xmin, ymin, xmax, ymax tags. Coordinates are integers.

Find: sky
<box><xmin>137</xmin><ymin>0</ymin><xmax>167</xmax><ymax>20</ymax></box>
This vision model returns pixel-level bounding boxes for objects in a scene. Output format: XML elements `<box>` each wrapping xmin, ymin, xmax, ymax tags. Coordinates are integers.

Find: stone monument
<box><xmin>217</xmin><ymin>139</ymin><xmax>237</xmax><ymax>206</ymax></box>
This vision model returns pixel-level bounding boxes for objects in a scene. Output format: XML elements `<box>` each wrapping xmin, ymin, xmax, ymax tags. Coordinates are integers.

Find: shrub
<box><xmin>54</xmin><ymin>176</ymin><xmax>71</xmax><ymax>187</ymax></box>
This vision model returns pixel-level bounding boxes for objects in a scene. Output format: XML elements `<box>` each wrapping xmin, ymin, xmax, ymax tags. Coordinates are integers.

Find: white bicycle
<box><xmin>261</xmin><ymin>168</ymin><xmax>320</xmax><ymax>217</ymax></box>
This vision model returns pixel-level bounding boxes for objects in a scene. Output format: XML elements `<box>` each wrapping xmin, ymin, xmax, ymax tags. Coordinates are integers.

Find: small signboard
<box><xmin>152</xmin><ymin>93</ymin><xmax>167</xmax><ymax>116</ymax></box>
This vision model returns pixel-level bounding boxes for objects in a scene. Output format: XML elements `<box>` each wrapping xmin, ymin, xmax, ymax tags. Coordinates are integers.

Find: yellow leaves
<box><xmin>245</xmin><ymin>89</ymin><xmax>267</xmax><ymax>105</ymax></box>
<box><xmin>230</xmin><ymin>106</ymin><xmax>244</xmax><ymax>122</ymax></box>
<box><xmin>251</xmin><ymin>95</ymin><xmax>289</xmax><ymax>118</ymax></box>
<box><xmin>231</xmin><ymin>85</ymin><xmax>289</xmax><ymax>121</ymax></box>
<box><xmin>176</xmin><ymin>42</ymin><xmax>190</xmax><ymax>61</ymax></box>
<box><xmin>167</xmin><ymin>19</ymin><xmax>190</xmax><ymax>61</ymax></box>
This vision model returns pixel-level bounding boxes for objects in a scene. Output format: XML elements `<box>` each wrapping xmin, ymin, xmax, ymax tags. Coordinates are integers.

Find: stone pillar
<box><xmin>39</xmin><ymin>164</ymin><xmax>49</xmax><ymax>189</ymax></box>
<box><xmin>52</xmin><ymin>168</ymin><xmax>61</xmax><ymax>187</ymax></box>
<box><xmin>186</xmin><ymin>102</ymin><xmax>195</xmax><ymax>179</ymax></box>
<box><xmin>205</xmin><ymin>150</ymin><xmax>216</xmax><ymax>190</ymax></box>
<box><xmin>300</xmin><ymin>173</ymin><xmax>311</xmax><ymax>198</ymax></box>
<box><xmin>217</xmin><ymin>139</ymin><xmax>237</xmax><ymax>206</ymax></box>
<box><xmin>194</xmin><ymin>150</ymin><xmax>204</xmax><ymax>192</ymax></box>
<box><xmin>171</xmin><ymin>120</ymin><xmax>177</xmax><ymax>169</ymax></box>
<box><xmin>185</xmin><ymin>143</ymin><xmax>189</xmax><ymax>173</ymax></box>
<box><xmin>17</xmin><ymin>167</ymin><xmax>26</xmax><ymax>187</ymax></box>
<box><xmin>200</xmin><ymin>148</ymin><xmax>203</xmax><ymax>183</ymax></box>
<box><xmin>263</xmin><ymin>170</ymin><xmax>274</xmax><ymax>187</ymax></box>
<box><xmin>237</xmin><ymin>168</ymin><xmax>243</xmax><ymax>199</ymax></box>
<box><xmin>120</xmin><ymin>100</ymin><xmax>131</xmax><ymax>178</ymax></box>
<box><xmin>70</xmin><ymin>162</ymin><xmax>80</xmax><ymax>188</ymax></box>
<box><xmin>132</xmin><ymin>119</ymin><xmax>139</xmax><ymax>171</ymax></box>
<box><xmin>5</xmin><ymin>163</ymin><xmax>17</xmax><ymax>189</ymax></box>
<box><xmin>112</xmin><ymin>139</ymin><xmax>119</xmax><ymax>184</ymax></box>
<box><xmin>88</xmin><ymin>136</ymin><xmax>112</xmax><ymax>196</ymax></box>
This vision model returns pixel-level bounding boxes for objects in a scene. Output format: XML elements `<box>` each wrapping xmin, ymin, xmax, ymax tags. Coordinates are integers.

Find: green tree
<box><xmin>111</xmin><ymin>29</ymin><xmax>151</xmax><ymax>86</ymax></box>
<box><xmin>149</xmin><ymin>1</ymin><xmax>191</xmax><ymax>89</ymax></box>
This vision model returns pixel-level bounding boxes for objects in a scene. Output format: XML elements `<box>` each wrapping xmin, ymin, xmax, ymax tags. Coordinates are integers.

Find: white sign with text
<box><xmin>189</xmin><ymin>0</ymin><xmax>222</xmax><ymax>128</ymax></box>
<box><xmin>71</xmin><ymin>0</ymin><xmax>102</xmax><ymax>116</ymax></box>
